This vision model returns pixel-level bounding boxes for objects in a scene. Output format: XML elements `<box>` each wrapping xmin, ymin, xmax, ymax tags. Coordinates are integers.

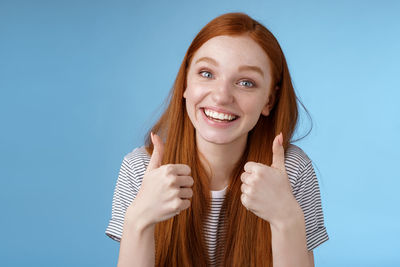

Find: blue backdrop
<box><xmin>1</xmin><ymin>0</ymin><xmax>399</xmax><ymax>266</ymax></box>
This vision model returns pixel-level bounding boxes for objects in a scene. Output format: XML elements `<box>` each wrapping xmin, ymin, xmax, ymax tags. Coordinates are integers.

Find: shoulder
<box><xmin>285</xmin><ymin>144</ymin><xmax>312</xmax><ymax>170</ymax></box>
<box><xmin>284</xmin><ymin>144</ymin><xmax>313</xmax><ymax>188</ymax></box>
<box><xmin>124</xmin><ymin>146</ymin><xmax>151</xmax><ymax>166</ymax></box>
<box><xmin>105</xmin><ymin>146</ymin><xmax>151</xmax><ymax>242</ymax></box>
<box><xmin>122</xmin><ymin>146</ymin><xmax>151</xmax><ymax>181</ymax></box>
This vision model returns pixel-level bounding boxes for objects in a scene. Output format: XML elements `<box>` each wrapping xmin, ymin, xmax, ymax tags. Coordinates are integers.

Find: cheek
<box><xmin>246</xmin><ymin>93</ymin><xmax>269</xmax><ymax>114</ymax></box>
<box><xmin>184</xmin><ymin>87</ymin><xmax>201</xmax><ymax>117</ymax></box>
<box><xmin>239</xmin><ymin>97</ymin><xmax>268</xmax><ymax>123</ymax></box>
<box><xmin>184</xmin><ymin>85</ymin><xmax>207</xmax><ymax>105</ymax></box>
<box><xmin>241</xmin><ymin>98</ymin><xmax>261</xmax><ymax>114</ymax></box>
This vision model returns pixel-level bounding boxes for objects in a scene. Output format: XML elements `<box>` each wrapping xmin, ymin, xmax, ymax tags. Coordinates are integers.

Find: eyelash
<box><xmin>198</xmin><ymin>70</ymin><xmax>256</xmax><ymax>88</ymax></box>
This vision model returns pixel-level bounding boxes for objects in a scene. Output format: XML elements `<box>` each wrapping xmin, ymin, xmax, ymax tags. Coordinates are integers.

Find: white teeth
<box><xmin>204</xmin><ymin>109</ymin><xmax>236</xmax><ymax>121</ymax></box>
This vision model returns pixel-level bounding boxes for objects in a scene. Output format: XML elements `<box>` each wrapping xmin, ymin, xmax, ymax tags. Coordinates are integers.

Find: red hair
<box><xmin>145</xmin><ymin>12</ymin><xmax>310</xmax><ymax>266</ymax></box>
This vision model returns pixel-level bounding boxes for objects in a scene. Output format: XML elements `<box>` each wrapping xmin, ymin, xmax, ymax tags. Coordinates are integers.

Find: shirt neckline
<box><xmin>210</xmin><ymin>185</ymin><xmax>228</xmax><ymax>198</ymax></box>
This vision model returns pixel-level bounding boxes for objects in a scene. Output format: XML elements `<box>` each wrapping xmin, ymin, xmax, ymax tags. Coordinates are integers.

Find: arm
<box><xmin>116</xmin><ymin>133</ymin><xmax>193</xmax><ymax>267</ymax></box>
<box><xmin>270</xmin><ymin>205</ymin><xmax>314</xmax><ymax>267</ymax></box>
<box><xmin>240</xmin><ymin>135</ymin><xmax>317</xmax><ymax>266</ymax></box>
<box><xmin>117</xmin><ymin>204</ymin><xmax>155</xmax><ymax>267</ymax></box>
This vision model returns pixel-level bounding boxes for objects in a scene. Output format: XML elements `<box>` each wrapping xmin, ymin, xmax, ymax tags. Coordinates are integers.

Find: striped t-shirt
<box><xmin>105</xmin><ymin>144</ymin><xmax>329</xmax><ymax>265</ymax></box>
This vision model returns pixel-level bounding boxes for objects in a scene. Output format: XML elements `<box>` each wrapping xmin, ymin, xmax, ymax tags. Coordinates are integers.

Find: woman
<box><xmin>106</xmin><ymin>12</ymin><xmax>329</xmax><ymax>267</ymax></box>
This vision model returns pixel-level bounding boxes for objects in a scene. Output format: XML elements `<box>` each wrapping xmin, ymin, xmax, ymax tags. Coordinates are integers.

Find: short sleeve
<box><xmin>294</xmin><ymin>160</ymin><xmax>329</xmax><ymax>251</ymax></box>
<box><xmin>105</xmin><ymin>147</ymin><xmax>150</xmax><ymax>242</ymax></box>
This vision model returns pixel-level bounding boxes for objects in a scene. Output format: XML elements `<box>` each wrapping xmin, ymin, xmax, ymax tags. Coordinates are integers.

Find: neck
<box><xmin>196</xmin><ymin>134</ymin><xmax>247</xmax><ymax>191</ymax></box>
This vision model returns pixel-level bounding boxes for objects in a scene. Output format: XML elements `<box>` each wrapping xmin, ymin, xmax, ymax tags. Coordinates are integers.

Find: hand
<box><xmin>126</xmin><ymin>132</ymin><xmax>194</xmax><ymax>229</ymax></box>
<box><xmin>240</xmin><ymin>132</ymin><xmax>300</xmax><ymax>228</ymax></box>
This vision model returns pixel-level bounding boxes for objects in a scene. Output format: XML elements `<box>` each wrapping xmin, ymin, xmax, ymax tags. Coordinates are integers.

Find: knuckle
<box><xmin>164</xmin><ymin>164</ymin><xmax>174</xmax><ymax>174</ymax></box>
<box><xmin>166</xmin><ymin>175</ymin><xmax>176</xmax><ymax>187</ymax></box>
<box><xmin>246</xmin><ymin>179</ymin><xmax>254</xmax><ymax>186</ymax></box>
<box><xmin>247</xmin><ymin>187</ymin><xmax>253</xmax><ymax>195</ymax></box>
<box><xmin>172</xmin><ymin>199</ymin><xmax>181</xmax><ymax>211</ymax></box>
<box><xmin>175</xmin><ymin>188</ymin><xmax>182</xmax><ymax>197</ymax></box>
<box><xmin>253</xmin><ymin>168</ymin><xmax>261</xmax><ymax>176</ymax></box>
<box><xmin>242</xmin><ymin>184</ymin><xmax>252</xmax><ymax>195</ymax></box>
<box><xmin>241</xmin><ymin>194</ymin><xmax>247</xmax><ymax>205</ymax></box>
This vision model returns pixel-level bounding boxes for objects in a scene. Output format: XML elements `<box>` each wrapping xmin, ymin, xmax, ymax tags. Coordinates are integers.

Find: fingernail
<box><xmin>279</xmin><ymin>132</ymin><xmax>283</xmax><ymax>145</ymax></box>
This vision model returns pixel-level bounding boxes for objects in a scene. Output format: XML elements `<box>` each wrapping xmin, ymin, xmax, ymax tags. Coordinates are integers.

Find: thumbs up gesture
<box><xmin>240</xmin><ymin>133</ymin><xmax>301</xmax><ymax>229</ymax></box>
<box><xmin>125</xmin><ymin>132</ymin><xmax>194</xmax><ymax>230</ymax></box>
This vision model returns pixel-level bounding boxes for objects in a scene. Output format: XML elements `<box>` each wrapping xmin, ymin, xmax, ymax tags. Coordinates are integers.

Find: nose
<box><xmin>211</xmin><ymin>80</ymin><xmax>234</xmax><ymax>104</ymax></box>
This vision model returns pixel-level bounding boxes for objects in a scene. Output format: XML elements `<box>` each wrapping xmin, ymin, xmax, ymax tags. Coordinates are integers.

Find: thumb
<box><xmin>271</xmin><ymin>132</ymin><xmax>286</xmax><ymax>172</ymax></box>
<box><xmin>147</xmin><ymin>132</ymin><xmax>165</xmax><ymax>172</ymax></box>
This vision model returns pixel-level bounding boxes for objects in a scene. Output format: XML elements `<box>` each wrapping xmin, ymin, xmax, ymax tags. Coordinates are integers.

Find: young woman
<box><xmin>106</xmin><ymin>12</ymin><xmax>329</xmax><ymax>267</ymax></box>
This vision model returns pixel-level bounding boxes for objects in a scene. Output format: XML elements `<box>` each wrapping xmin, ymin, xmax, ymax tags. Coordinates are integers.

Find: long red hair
<box><xmin>145</xmin><ymin>12</ymin><xmax>309</xmax><ymax>266</ymax></box>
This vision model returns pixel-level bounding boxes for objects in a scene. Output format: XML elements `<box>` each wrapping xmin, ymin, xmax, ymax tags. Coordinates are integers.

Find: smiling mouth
<box><xmin>202</xmin><ymin>108</ymin><xmax>239</xmax><ymax>122</ymax></box>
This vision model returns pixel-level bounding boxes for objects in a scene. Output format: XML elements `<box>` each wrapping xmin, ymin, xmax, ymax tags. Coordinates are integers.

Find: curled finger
<box><xmin>241</xmin><ymin>193</ymin><xmax>248</xmax><ymax>209</ymax></box>
<box><xmin>177</xmin><ymin>199</ymin><xmax>191</xmax><ymax>213</ymax></box>
<box><xmin>240</xmin><ymin>172</ymin><xmax>251</xmax><ymax>184</ymax></box>
<box><xmin>177</xmin><ymin>175</ymin><xmax>194</xmax><ymax>188</ymax></box>
<box><xmin>173</xmin><ymin>198</ymin><xmax>191</xmax><ymax>215</ymax></box>
<box><xmin>178</xmin><ymin>187</ymin><xmax>193</xmax><ymax>199</ymax></box>
<box><xmin>241</xmin><ymin>183</ymin><xmax>249</xmax><ymax>195</ymax></box>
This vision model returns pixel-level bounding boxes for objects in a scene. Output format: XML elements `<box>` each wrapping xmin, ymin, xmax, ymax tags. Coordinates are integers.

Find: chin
<box><xmin>199</xmin><ymin>132</ymin><xmax>238</xmax><ymax>145</ymax></box>
<box><xmin>207</xmin><ymin>138</ymin><xmax>232</xmax><ymax>145</ymax></box>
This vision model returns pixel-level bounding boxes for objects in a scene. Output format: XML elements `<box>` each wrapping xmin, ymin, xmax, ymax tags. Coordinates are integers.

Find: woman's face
<box><xmin>184</xmin><ymin>35</ymin><xmax>274</xmax><ymax>146</ymax></box>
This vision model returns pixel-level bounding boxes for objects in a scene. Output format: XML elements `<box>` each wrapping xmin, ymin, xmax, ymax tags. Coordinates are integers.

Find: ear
<box><xmin>261</xmin><ymin>86</ymin><xmax>279</xmax><ymax>116</ymax></box>
<box><xmin>261</xmin><ymin>104</ymin><xmax>271</xmax><ymax>116</ymax></box>
<box><xmin>183</xmin><ymin>88</ymin><xmax>187</xmax><ymax>98</ymax></box>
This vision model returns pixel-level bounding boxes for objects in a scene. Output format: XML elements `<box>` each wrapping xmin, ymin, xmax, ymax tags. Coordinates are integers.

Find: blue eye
<box><xmin>199</xmin><ymin>71</ymin><xmax>213</xmax><ymax>78</ymax></box>
<box><xmin>239</xmin><ymin>80</ymin><xmax>255</xmax><ymax>87</ymax></box>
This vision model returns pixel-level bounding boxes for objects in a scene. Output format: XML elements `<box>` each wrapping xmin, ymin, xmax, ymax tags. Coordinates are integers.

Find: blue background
<box><xmin>1</xmin><ymin>0</ymin><xmax>399</xmax><ymax>266</ymax></box>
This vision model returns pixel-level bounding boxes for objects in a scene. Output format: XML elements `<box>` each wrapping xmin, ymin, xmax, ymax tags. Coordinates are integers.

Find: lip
<box><xmin>201</xmin><ymin>106</ymin><xmax>240</xmax><ymax>117</ymax></box>
<box><xmin>200</xmin><ymin>108</ymin><xmax>240</xmax><ymax>128</ymax></box>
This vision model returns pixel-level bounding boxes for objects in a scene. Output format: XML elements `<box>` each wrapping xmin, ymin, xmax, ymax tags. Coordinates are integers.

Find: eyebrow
<box><xmin>195</xmin><ymin>56</ymin><xmax>264</xmax><ymax>77</ymax></box>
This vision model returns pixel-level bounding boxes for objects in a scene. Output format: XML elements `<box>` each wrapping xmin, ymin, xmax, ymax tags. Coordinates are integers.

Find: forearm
<box><xmin>117</xmin><ymin>207</ymin><xmax>155</xmax><ymax>267</ymax></box>
<box><xmin>270</xmin><ymin>207</ymin><xmax>312</xmax><ymax>267</ymax></box>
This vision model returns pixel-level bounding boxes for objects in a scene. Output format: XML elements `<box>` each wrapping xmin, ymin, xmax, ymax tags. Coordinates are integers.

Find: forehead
<box><xmin>191</xmin><ymin>35</ymin><xmax>271</xmax><ymax>70</ymax></box>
